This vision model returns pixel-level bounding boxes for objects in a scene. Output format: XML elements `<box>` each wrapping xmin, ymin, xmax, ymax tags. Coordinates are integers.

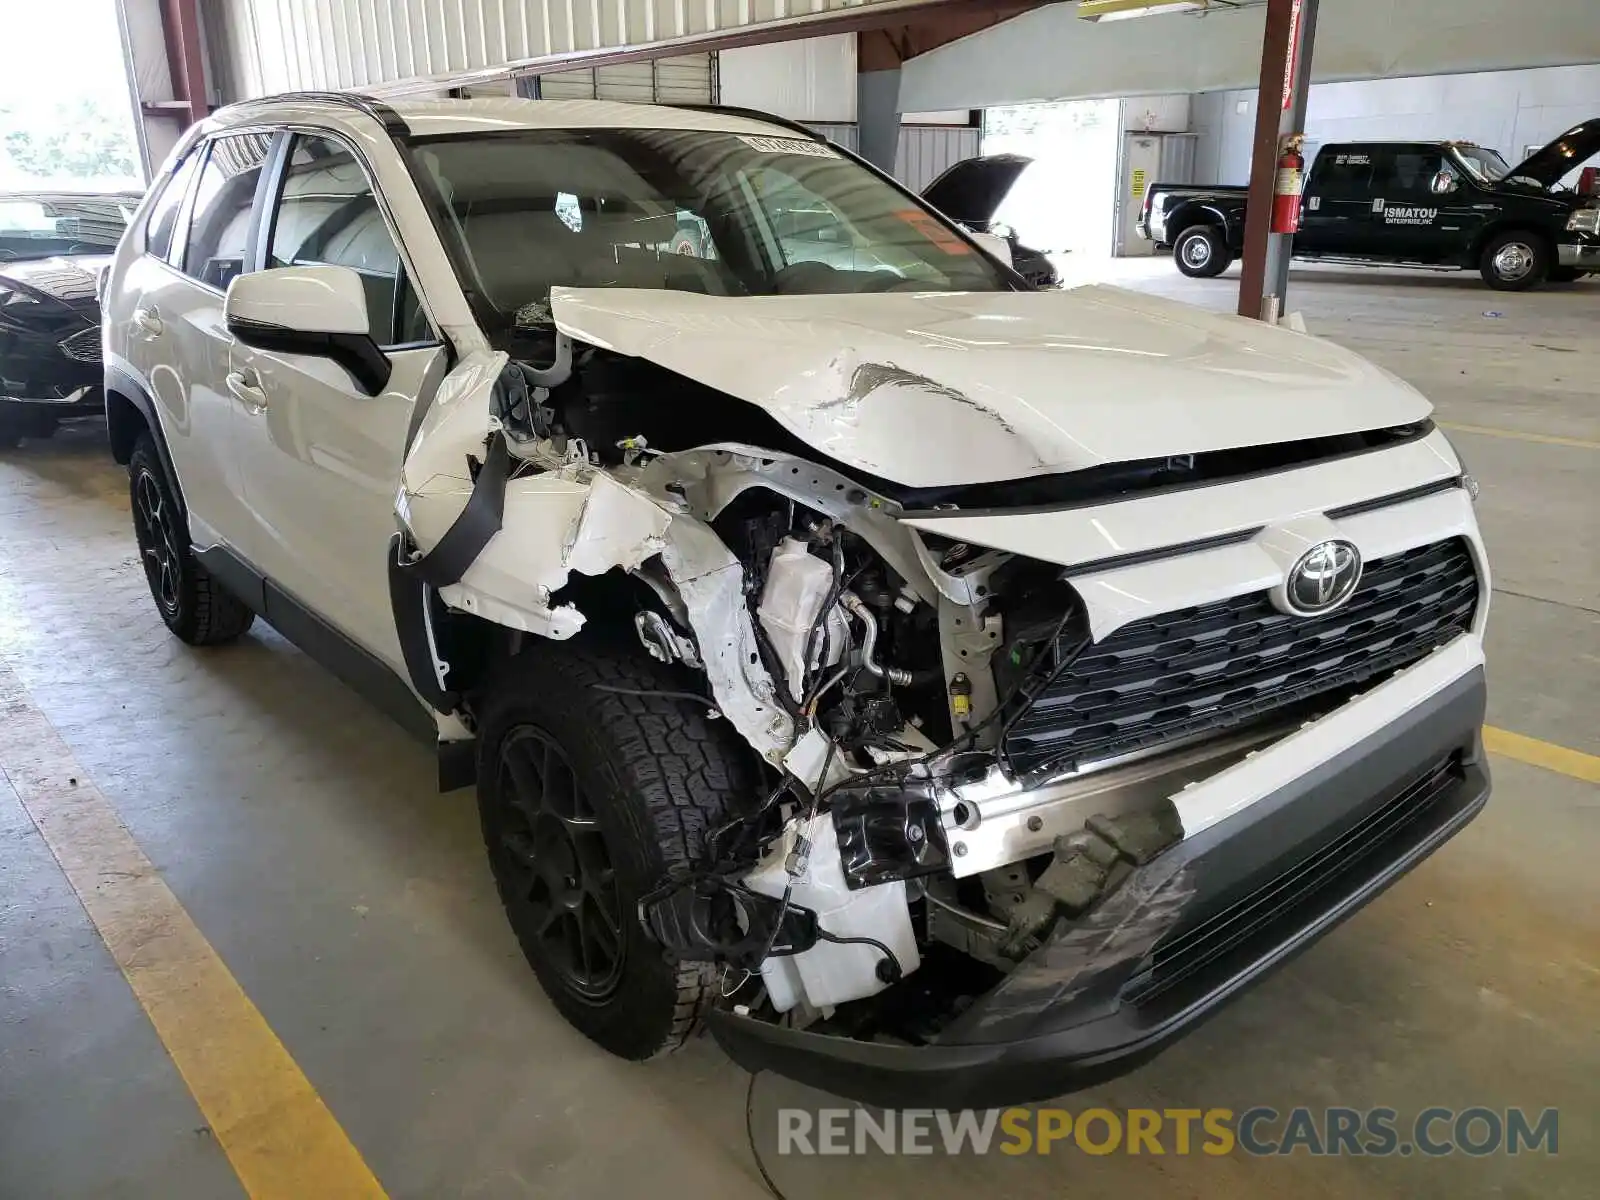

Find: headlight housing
<box><xmin>1566</xmin><ymin>207</ymin><xmax>1600</xmax><ymax>236</ymax></box>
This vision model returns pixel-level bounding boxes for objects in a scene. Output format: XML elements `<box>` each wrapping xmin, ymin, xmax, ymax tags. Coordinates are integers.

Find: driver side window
<box><xmin>266</xmin><ymin>134</ymin><xmax>425</xmax><ymax>345</ymax></box>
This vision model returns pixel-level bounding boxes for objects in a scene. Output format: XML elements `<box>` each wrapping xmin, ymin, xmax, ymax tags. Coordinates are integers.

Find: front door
<box><xmin>1367</xmin><ymin>145</ymin><xmax>1461</xmax><ymax>263</ymax></box>
<box><xmin>229</xmin><ymin>132</ymin><xmax>446</xmax><ymax>671</ymax></box>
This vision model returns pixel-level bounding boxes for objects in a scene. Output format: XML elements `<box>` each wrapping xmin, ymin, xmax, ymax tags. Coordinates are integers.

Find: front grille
<box><xmin>1003</xmin><ymin>538</ymin><xmax>1478</xmax><ymax>778</ymax></box>
<box><xmin>1122</xmin><ymin>752</ymin><xmax>1464</xmax><ymax>1007</ymax></box>
<box><xmin>58</xmin><ymin>326</ymin><xmax>101</xmax><ymax>363</ymax></box>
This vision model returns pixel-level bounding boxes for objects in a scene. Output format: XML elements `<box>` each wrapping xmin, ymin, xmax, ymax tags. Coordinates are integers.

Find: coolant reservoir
<box><xmin>757</xmin><ymin>537</ymin><xmax>848</xmax><ymax>702</ymax></box>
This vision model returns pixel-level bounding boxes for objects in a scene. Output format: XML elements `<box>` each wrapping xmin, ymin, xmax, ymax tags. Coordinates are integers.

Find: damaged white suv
<box><xmin>105</xmin><ymin>95</ymin><xmax>1491</xmax><ymax>1108</ymax></box>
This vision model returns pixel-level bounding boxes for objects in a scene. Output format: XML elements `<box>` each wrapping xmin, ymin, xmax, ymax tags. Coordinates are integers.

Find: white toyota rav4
<box><xmin>104</xmin><ymin>94</ymin><xmax>1491</xmax><ymax>1108</ymax></box>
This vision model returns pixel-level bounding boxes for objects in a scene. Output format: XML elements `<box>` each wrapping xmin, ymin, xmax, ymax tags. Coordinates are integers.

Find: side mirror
<box><xmin>1430</xmin><ymin>170</ymin><xmax>1460</xmax><ymax>196</ymax></box>
<box><xmin>225</xmin><ymin>264</ymin><xmax>391</xmax><ymax>396</ymax></box>
<box><xmin>969</xmin><ymin>229</ymin><xmax>1013</xmax><ymax>267</ymax></box>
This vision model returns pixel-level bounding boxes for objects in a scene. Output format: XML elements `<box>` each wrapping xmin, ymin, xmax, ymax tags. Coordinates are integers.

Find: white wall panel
<box><xmin>210</xmin><ymin>0</ymin><xmax>910</xmax><ymax>98</ymax></box>
<box><xmin>902</xmin><ymin>0</ymin><xmax>1600</xmax><ymax>111</ymax></box>
<box><xmin>807</xmin><ymin>122</ymin><xmax>980</xmax><ymax>192</ymax></box>
<box><xmin>719</xmin><ymin>34</ymin><xmax>857</xmax><ymax>122</ymax></box>
<box><xmin>1193</xmin><ymin>64</ymin><xmax>1600</xmax><ymax>186</ymax></box>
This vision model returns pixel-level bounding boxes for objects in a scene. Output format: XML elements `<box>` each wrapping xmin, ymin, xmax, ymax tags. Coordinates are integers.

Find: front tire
<box><xmin>128</xmin><ymin>434</ymin><xmax>255</xmax><ymax>645</ymax></box>
<box><xmin>1173</xmin><ymin>225</ymin><xmax>1232</xmax><ymax>278</ymax></box>
<box><xmin>1480</xmin><ymin>231</ymin><xmax>1550</xmax><ymax>290</ymax></box>
<box><xmin>475</xmin><ymin>639</ymin><xmax>756</xmax><ymax>1059</ymax></box>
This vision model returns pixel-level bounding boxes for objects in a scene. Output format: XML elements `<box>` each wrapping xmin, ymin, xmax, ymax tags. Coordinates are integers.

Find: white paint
<box><xmin>901</xmin><ymin>0</ymin><xmax>1600</xmax><ymax>111</ymax></box>
<box><xmin>906</xmin><ymin>431</ymin><xmax>1462</xmax><ymax>573</ymax></box>
<box><xmin>549</xmin><ymin>283</ymin><xmax>1433</xmax><ymax>488</ymax></box>
<box><xmin>224</xmin><ymin>264</ymin><xmax>372</xmax><ymax>335</ymax></box>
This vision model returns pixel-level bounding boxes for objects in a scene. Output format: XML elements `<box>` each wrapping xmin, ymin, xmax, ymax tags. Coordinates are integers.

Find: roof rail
<box><xmin>223</xmin><ymin>90</ymin><xmax>410</xmax><ymax>135</ymax></box>
<box><xmin>666</xmin><ymin>103</ymin><xmax>823</xmax><ymax>142</ymax></box>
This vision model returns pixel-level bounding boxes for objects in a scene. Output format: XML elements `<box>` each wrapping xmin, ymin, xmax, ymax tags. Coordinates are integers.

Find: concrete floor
<box><xmin>1</xmin><ymin>265</ymin><xmax>1595</xmax><ymax>1199</ymax></box>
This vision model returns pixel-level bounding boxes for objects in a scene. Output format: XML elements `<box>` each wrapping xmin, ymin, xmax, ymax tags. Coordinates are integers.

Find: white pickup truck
<box><xmin>102</xmin><ymin>94</ymin><xmax>1490</xmax><ymax>1108</ymax></box>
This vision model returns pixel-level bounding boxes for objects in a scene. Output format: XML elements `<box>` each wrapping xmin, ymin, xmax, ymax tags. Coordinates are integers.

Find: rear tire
<box><xmin>128</xmin><ymin>434</ymin><xmax>255</xmax><ymax>645</ymax></box>
<box><xmin>474</xmin><ymin>639</ymin><xmax>757</xmax><ymax>1059</ymax></box>
<box><xmin>1480</xmin><ymin>231</ymin><xmax>1550</xmax><ymax>290</ymax></box>
<box><xmin>1173</xmin><ymin>225</ymin><xmax>1232</xmax><ymax>278</ymax></box>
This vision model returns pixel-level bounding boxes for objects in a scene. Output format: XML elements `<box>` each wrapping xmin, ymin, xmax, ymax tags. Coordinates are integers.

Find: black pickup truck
<box><xmin>1138</xmin><ymin>120</ymin><xmax>1600</xmax><ymax>290</ymax></box>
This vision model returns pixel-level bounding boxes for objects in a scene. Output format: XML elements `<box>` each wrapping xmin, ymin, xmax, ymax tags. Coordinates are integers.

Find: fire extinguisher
<box><xmin>1271</xmin><ymin>142</ymin><xmax>1305</xmax><ymax>235</ymax></box>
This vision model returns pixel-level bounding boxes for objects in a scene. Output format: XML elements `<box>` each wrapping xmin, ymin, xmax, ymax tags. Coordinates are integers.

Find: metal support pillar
<box><xmin>1238</xmin><ymin>0</ymin><xmax>1320</xmax><ymax>322</ymax></box>
<box><xmin>856</xmin><ymin>68</ymin><xmax>904</xmax><ymax>175</ymax></box>
<box><xmin>158</xmin><ymin>0</ymin><xmax>211</xmax><ymax>128</ymax></box>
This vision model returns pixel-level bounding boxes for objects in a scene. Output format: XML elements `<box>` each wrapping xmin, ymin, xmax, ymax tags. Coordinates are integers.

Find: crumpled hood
<box><xmin>550</xmin><ymin>284</ymin><xmax>1433</xmax><ymax>489</ymax></box>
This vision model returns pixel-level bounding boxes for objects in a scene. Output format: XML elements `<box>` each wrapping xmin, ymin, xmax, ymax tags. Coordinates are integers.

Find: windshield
<box><xmin>407</xmin><ymin>128</ymin><xmax>1012</xmax><ymax>329</ymax></box>
<box><xmin>0</xmin><ymin>194</ymin><xmax>133</xmax><ymax>262</ymax></box>
<box><xmin>1452</xmin><ymin>147</ymin><xmax>1511</xmax><ymax>184</ymax></box>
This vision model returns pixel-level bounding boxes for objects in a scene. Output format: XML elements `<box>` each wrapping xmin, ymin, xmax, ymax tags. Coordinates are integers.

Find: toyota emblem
<box><xmin>1282</xmin><ymin>540</ymin><xmax>1363</xmax><ymax>616</ymax></box>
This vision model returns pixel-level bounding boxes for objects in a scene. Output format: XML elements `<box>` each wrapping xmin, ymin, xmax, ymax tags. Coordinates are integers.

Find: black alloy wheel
<box><xmin>492</xmin><ymin>725</ymin><xmax>626</xmax><ymax>1001</ymax></box>
<box><xmin>132</xmin><ymin>464</ymin><xmax>183</xmax><ymax>618</ymax></box>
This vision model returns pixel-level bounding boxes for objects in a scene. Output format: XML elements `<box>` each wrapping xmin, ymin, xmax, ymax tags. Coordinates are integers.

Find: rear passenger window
<box><xmin>1314</xmin><ymin>151</ymin><xmax>1374</xmax><ymax>195</ymax></box>
<box><xmin>183</xmin><ymin>133</ymin><xmax>272</xmax><ymax>290</ymax></box>
<box><xmin>267</xmin><ymin>134</ymin><xmax>407</xmax><ymax>345</ymax></box>
<box><xmin>145</xmin><ymin>150</ymin><xmax>203</xmax><ymax>263</ymax></box>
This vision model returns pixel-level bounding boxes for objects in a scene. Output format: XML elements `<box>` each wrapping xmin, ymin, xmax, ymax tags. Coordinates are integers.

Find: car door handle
<box><xmin>225</xmin><ymin>370</ymin><xmax>267</xmax><ymax>412</ymax></box>
<box><xmin>132</xmin><ymin>307</ymin><xmax>163</xmax><ymax>336</ymax></box>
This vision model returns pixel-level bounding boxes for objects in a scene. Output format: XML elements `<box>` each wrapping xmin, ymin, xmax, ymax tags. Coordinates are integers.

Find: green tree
<box><xmin>0</xmin><ymin>96</ymin><xmax>139</xmax><ymax>182</ymax></box>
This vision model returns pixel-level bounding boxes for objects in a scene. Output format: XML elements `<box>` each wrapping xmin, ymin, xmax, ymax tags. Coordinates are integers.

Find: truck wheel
<box><xmin>128</xmin><ymin>434</ymin><xmax>256</xmax><ymax>645</ymax></box>
<box><xmin>1480</xmin><ymin>231</ymin><xmax>1550</xmax><ymax>290</ymax></box>
<box><xmin>1547</xmin><ymin>267</ymin><xmax>1582</xmax><ymax>284</ymax></box>
<box><xmin>1174</xmin><ymin>225</ymin><xmax>1231</xmax><ymax>278</ymax></box>
<box><xmin>474</xmin><ymin>639</ymin><xmax>757</xmax><ymax>1060</ymax></box>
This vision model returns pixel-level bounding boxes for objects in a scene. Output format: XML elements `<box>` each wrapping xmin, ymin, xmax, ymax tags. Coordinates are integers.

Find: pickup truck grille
<box><xmin>1002</xmin><ymin>538</ymin><xmax>1479</xmax><ymax>778</ymax></box>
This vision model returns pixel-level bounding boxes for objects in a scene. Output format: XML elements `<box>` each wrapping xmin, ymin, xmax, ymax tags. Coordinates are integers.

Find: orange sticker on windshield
<box><xmin>893</xmin><ymin>208</ymin><xmax>972</xmax><ymax>254</ymax></box>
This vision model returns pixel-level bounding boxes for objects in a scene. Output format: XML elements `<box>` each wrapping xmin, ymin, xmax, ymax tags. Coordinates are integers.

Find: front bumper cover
<box><xmin>709</xmin><ymin>664</ymin><xmax>1489</xmax><ymax>1109</ymax></box>
<box><xmin>1556</xmin><ymin>241</ymin><xmax>1600</xmax><ymax>269</ymax></box>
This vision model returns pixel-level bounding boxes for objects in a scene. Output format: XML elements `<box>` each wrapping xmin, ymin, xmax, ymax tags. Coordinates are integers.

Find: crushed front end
<box><xmin>398</xmin><ymin>302</ymin><xmax>1492</xmax><ymax>1109</ymax></box>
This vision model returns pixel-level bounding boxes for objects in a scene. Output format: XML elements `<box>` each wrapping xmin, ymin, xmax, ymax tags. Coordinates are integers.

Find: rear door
<box><xmin>1297</xmin><ymin>146</ymin><xmax>1379</xmax><ymax>256</ymax></box>
<box><xmin>230</xmin><ymin>131</ymin><xmax>446</xmax><ymax>669</ymax></box>
<box><xmin>116</xmin><ymin>132</ymin><xmax>274</xmax><ymax>548</ymax></box>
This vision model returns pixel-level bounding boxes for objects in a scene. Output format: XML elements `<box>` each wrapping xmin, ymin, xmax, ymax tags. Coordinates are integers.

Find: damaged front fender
<box><xmin>394</xmin><ymin>348</ymin><xmax>796</xmax><ymax>758</ymax></box>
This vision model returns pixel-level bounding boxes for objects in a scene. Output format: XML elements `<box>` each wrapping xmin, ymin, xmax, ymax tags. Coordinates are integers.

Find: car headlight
<box><xmin>1446</xmin><ymin>436</ymin><xmax>1481</xmax><ymax>503</ymax></box>
<box><xmin>1566</xmin><ymin>207</ymin><xmax>1600</xmax><ymax>236</ymax></box>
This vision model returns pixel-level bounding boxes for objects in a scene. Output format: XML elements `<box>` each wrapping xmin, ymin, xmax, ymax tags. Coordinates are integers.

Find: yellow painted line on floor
<box><xmin>0</xmin><ymin>661</ymin><xmax>388</xmax><ymax>1200</ymax></box>
<box><xmin>1483</xmin><ymin>725</ymin><xmax>1600</xmax><ymax>785</ymax></box>
<box><xmin>1439</xmin><ymin>421</ymin><xmax>1600</xmax><ymax>451</ymax></box>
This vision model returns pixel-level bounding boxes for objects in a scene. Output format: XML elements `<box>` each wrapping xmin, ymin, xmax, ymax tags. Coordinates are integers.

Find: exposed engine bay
<box><xmin>394</xmin><ymin>297</ymin><xmax>1475</xmax><ymax>1045</ymax></box>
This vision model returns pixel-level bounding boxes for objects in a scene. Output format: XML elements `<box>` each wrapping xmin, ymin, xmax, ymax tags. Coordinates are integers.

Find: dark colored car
<box><xmin>1139</xmin><ymin>120</ymin><xmax>1600</xmax><ymax>291</ymax></box>
<box><xmin>922</xmin><ymin>153</ymin><xmax>1062</xmax><ymax>288</ymax></box>
<box><xmin>0</xmin><ymin>191</ymin><xmax>140</xmax><ymax>445</ymax></box>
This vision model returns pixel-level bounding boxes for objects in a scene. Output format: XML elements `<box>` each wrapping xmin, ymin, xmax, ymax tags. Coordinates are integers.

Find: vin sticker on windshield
<box><xmin>738</xmin><ymin>135</ymin><xmax>837</xmax><ymax>158</ymax></box>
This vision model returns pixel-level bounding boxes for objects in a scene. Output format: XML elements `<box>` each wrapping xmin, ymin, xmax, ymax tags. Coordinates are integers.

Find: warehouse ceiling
<box><xmin>901</xmin><ymin>0</ymin><xmax>1600</xmax><ymax>109</ymax></box>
